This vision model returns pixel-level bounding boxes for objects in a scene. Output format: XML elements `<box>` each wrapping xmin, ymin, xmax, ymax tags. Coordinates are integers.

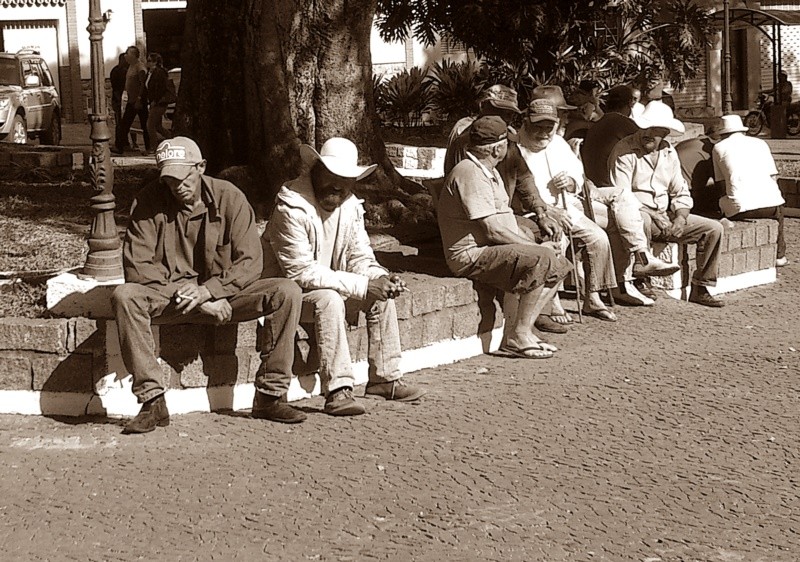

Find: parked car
<box><xmin>0</xmin><ymin>49</ymin><xmax>61</xmax><ymax>145</ymax></box>
<box><xmin>164</xmin><ymin>67</ymin><xmax>181</xmax><ymax>122</ymax></box>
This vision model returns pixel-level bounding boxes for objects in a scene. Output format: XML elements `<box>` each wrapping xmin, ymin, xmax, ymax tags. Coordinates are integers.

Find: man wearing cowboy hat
<box><xmin>609</xmin><ymin>101</ymin><xmax>726</xmax><ymax>307</ymax></box>
<box><xmin>112</xmin><ymin>137</ymin><xmax>308</xmax><ymax>434</ymax></box>
<box><xmin>262</xmin><ymin>137</ymin><xmax>425</xmax><ymax>416</ymax></box>
<box><xmin>438</xmin><ymin>115</ymin><xmax>573</xmax><ymax>359</ymax></box>
<box><xmin>712</xmin><ymin>114</ymin><xmax>788</xmax><ymax>266</ymax></box>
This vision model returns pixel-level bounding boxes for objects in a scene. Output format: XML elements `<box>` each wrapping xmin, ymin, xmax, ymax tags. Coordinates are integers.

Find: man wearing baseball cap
<box><xmin>438</xmin><ymin>115</ymin><xmax>573</xmax><ymax>359</ymax></box>
<box><xmin>112</xmin><ymin>136</ymin><xmax>308</xmax><ymax>433</ymax></box>
<box><xmin>262</xmin><ymin>137</ymin><xmax>425</xmax><ymax>417</ymax></box>
<box><xmin>609</xmin><ymin>101</ymin><xmax>726</xmax><ymax>307</ymax></box>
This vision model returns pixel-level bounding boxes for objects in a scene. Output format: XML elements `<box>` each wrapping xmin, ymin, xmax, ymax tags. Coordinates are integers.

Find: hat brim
<box><xmin>300</xmin><ymin>144</ymin><xmax>377</xmax><ymax>181</ymax></box>
<box><xmin>483</xmin><ymin>98</ymin><xmax>521</xmax><ymax>113</ymax></box>
<box><xmin>159</xmin><ymin>163</ymin><xmax>195</xmax><ymax>180</ymax></box>
<box><xmin>717</xmin><ymin>125</ymin><xmax>748</xmax><ymax>135</ymax></box>
<box><xmin>633</xmin><ymin>116</ymin><xmax>686</xmax><ymax>134</ymax></box>
<box><xmin>528</xmin><ymin>114</ymin><xmax>560</xmax><ymax>124</ymax></box>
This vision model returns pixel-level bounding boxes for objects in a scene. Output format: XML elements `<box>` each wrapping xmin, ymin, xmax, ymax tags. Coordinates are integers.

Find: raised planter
<box><xmin>0</xmin><ymin>145</ymin><xmax>86</xmax><ymax>179</ymax></box>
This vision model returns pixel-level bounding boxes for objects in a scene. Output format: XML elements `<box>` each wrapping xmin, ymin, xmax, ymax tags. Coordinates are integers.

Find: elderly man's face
<box><xmin>522</xmin><ymin>120</ymin><xmax>559</xmax><ymax>150</ymax></box>
<box><xmin>311</xmin><ymin>162</ymin><xmax>357</xmax><ymax>212</ymax></box>
<box><xmin>638</xmin><ymin>127</ymin><xmax>670</xmax><ymax>153</ymax></box>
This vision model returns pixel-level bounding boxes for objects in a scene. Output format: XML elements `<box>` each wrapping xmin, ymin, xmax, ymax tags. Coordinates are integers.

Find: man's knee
<box><xmin>269</xmin><ymin>278</ymin><xmax>302</xmax><ymax>306</ymax></box>
<box><xmin>306</xmin><ymin>289</ymin><xmax>346</xmax><ymax>317</ymax></box>
<box><xmin>111</xmin><ymin>283</ymin><xmax>148</xmax><ymax>313</ymax></box>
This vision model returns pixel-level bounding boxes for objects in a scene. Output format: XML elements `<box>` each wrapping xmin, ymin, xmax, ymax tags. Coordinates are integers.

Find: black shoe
<box><xmin>324</xmin><ymin>387</ymin><xmax>366</xmax><ymax>416</ymax></box>
<box><xmin>688</xmin><ymin>287</ymin><xmax>725</xmax><ymax>308</ymax></box>
<box><xmin>251</xmin><ymin>391</ymin><xmax>307</xmax><ymax>424</ymax></box>
<box><xmin>122</xmin><ymin>395</ymin><xmax>170</xmax><ymax>434</ymax></box>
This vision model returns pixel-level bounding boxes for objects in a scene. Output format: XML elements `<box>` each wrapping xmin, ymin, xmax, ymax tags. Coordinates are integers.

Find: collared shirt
<box><xmin>518</xmin><ymin>134</ymin><xmax>585</xmax><ymax>219</ymax></box>
<box><xmin>609</xmin><ymin>136</ymin><xmax>693</xmax><ymax>214</ymax></box>
<box><xmin>438</xmin><ymin>153</ymin><xmax>517</xmax><ymax>275</ymax></box>
<box><xmin>171</xmin><ymin>199</ymin><xmax>208</xmax><ymax>282</ymax></box>
<box><xmin>712</xmin><ymin>132</ymin><xmax>784</xmax><ymax>216</ymax></box>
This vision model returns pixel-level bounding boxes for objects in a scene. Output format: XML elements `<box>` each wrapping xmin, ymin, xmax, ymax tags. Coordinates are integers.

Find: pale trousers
<box><xmin>300</xmin><ymin>289</ymin><xmax>402</xmax><ymax>395</ymax></box>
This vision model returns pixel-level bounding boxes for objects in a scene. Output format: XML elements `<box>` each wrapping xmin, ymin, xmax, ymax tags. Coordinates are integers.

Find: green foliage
<box><xmin>381</xmin><ymin>67</ymin><xmax>434</xmax><ymax>127</ymax></box>
<box><xmin>426</xmin><ymin>60</ymin><xmax>487</xmax><ymax>123</ymax></box>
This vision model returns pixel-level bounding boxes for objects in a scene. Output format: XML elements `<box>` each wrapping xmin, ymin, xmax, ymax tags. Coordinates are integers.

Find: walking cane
<box><xmin>560</xmin><ymin>190</ymin><xmax>583</xmax><ymax>324</ymax></box>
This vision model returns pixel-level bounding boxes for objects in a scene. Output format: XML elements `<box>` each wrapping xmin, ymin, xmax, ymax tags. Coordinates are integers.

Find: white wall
<box><xmin>75</xmin><ymin>0</ymin><xmax>138</xmax><ymax>79</ymax></box>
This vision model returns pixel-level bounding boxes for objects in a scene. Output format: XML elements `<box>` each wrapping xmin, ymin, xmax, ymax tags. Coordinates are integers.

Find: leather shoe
<box><xmin>122</xmin><ymin>395</ymin><xmax>170</xmax><ymax>434</ymax></box>
<box><xmin>252</xmin><ymin>391</ymin><xmax>307</xmax><ymax>424</ymax></box>
<box><xmin>365</xmin><ymin>379</ymin><xmax>426</xmax><ymax>402</ymax></box>
<box><xmin>688</xmin><ymin>287</ymin><xmax>725</xmax><ymax>308</ymax></box>
<box><xmin>324</xmin><ymin>387</ymin><xmax>366</xmax><ymax>416</ymax></box>
<box><xmin>633</xmin><ymin>252</ymin><xmax>680</xmax><ymax>278</ymax></box>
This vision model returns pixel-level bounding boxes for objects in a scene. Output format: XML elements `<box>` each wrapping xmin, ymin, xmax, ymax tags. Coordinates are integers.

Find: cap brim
<box><xmin>159</xmin><ymin>164</ymin><xmax>195</xmax><ymax>180</ymax></box>
<box><xmin>484</xmin><ymin>99</ymin><xmax>521</xmax><ymax>113</ymax></box>
<box><xmin>528</xmin><ymin>114</ymin><xmax>560</xmax><ymax>124</ymax></box>
<box><xmin>300</xmin><ymin>144</ymin><xmax>377</xmax><ymax>180</ymax></box>
<box><xmin>557</xmin><ymin>103</ymin><xmax>577</xmax><ymax>110</ymax></box>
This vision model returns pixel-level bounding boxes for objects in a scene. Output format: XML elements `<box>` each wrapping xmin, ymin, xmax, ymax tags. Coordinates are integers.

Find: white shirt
<box><xmin>518</xmin><ymin>135</ymin><xmax>585</xmax><ymax>220</ymax></box>
<box><xmin>712</xmin><ymin>132</ymin><xmax>784</xmax><ymax>216</ymax></box>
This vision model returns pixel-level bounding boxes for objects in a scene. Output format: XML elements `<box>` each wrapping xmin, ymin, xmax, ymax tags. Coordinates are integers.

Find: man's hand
<box><xmin>548</xmin><ymin>206</ymin><xmax>573</xmax><ymax>232</ymax></box>
<box><xmin>547</xmin><ymin>171</ymin><xmax>576</xmax><ymax>194</ymax></box>
<box><xmin>650</xmin><ymin>212</ymin><xmax>673</xmax><ymax>236</ymax></box>
<box><xmin>537</xmin><ymin>214</ymin><xmax>563</xmax><ymax>242</ymax></box>
<box><xmin>198</xmin><ymin>299</ymin><xmax>233</xmax><ymax>324</ymax></box>
<box><xmin>669</xmin><ymin>215</ymin><xmax>688</xmax><ymax>238</ymax></box>
<box><xmin>174</xmin><ymin>282</ymin><xmax>213</xmax><ymax>314</ymax></box>
<box><xmin>368</xmin><ymin>275</ymin><xmax>406</xmax><ymax>301</ymax></box>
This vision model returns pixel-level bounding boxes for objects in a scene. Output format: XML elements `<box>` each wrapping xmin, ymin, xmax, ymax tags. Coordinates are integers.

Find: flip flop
<box><xmin>534</xmin><ymin>315</ymin><xmax>568</xmax><ymax>334</ymax></box>
<box><xmin>583</xmin><ymin>308</ymin><xmax>617</xmax><ymax>322</ymax></box>
<box><xmin>549</xmin><ymin>313</ymin><xmax>573</xmax><ymax>325</ymax></box>
<box><xmin>498</xmin><ymin>345</ymin><xmax>554</xmax><ymax>359</ymax></box>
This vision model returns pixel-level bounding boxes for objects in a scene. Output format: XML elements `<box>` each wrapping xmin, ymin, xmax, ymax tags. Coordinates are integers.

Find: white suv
<box><xmin>0</xmin><ymin>49</ymin><xmax>61</xmax><ymax>145</ymax></box>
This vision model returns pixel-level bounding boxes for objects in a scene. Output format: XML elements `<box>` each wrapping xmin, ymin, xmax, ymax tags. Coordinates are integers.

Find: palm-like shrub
<box><xmin>427</xmin><ymin>60</ymin><xmax>487</xmax><ymax>123</ymax></box>
<box><xmin>381</xmin><ymin>67</ymin><xmax>434</xmax><ymax>127</ymax></box>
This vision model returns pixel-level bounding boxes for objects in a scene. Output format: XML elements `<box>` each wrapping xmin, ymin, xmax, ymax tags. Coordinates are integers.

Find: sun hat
<box><xmin>480</xmin><ymin>84</ymin><xmax>521</xmax><ymax>113</ymax></box>
<box><xmin>715</xmin><ymin>114</ymin><xmax>749</xmax><ymax>136</ymax></box>
<box><xmin>155</xmin><ymin>137</ymin><xmax>204</xmax><ymax>179</ymax></box>
<box><xmin>633</xmin><ymin>100</ymin><xmax>685</xmax><ymax>133</ymax></box>
<box><xmin>470</xmin><ymin>115</ymin><xmax>509</xmax><ymax>146</ymax></box>
<box><xmin>531</xmin><ymin>85</ymin><xmax>576</xmax><ymax>110</ymax></box>
<box><xmin>300</xmin><ymin>137</ymin><xmax>377</xmax><ymax>181</ymax></box>
<box><xmin>526</xmin><ymin>98</ymin><xmax>560</xmax><ymax>123</ymax></box>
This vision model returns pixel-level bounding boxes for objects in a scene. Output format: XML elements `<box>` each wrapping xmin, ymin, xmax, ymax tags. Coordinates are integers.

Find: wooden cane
<box><xmin>560</xmin><ymin>190</ymin><xmax>583</xmax><ymax>323</ymax></box>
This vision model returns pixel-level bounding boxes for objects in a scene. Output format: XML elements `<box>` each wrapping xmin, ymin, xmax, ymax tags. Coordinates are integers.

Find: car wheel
<box><xmin>10</xmin><ymin>114</ymin><xmax>27</xmax><ymax>144</ymax></box>
<box><xmin>40</xmin><ymin>113</ymin><xmax>61</xmax><ymax>146</ymax></box>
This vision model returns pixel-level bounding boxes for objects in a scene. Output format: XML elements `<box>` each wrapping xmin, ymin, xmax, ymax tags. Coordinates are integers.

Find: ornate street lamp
<box><xmin>722</xmin><ymin>0</ymin><xmax>733</xmax><ymax>114</ymax></box>
<box><xmin>81</xmin><ymin>0</ymin><xmax>123</xmax><ymax>281</ymax></box>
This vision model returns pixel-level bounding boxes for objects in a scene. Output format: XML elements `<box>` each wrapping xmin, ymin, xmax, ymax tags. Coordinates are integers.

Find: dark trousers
<box><xmin>115</xmin><ymin>102</ymin><xmax>151</xmax><ymax>151</ymax></box>
<box><xmin>729</xmin><ymin>205</ymin><xmax>786</xmax><ymax>259</ymax></box>
<box><xmin>111</xmin><ymin>278</ymin><xmax>302</xmax><ymax>403</ymax></box>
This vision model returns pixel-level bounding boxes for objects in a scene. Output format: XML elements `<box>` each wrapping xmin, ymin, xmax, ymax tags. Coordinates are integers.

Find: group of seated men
<box><xmin>112</xmin><ymin>81</ymin><xmax>788</xmax><ymax>434</ymax></box>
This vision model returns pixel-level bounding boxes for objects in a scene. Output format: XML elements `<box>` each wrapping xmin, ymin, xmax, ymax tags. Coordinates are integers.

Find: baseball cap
<box><xmin>156</xmin><ymin>137</ymin><xmax>204</xmax><ymax>179</ymax></box>
<box><xmin>470</xmin><ymin>115</ymin><xmax>509</xmax><ymax>146</ymax></box>
<box><xmin>480</xmin><ymin>84</ymin><xmax>521</xmax><ymax>114</ymax></box>
<box><xmin>527</xmin><ymin>99</ymin><xmax>560</xmax><ymax>123</ymax></box>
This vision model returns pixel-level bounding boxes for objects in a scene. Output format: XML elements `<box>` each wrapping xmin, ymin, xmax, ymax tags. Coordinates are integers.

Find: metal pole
<box><xmin>81</xmin><ymin>0</ymin><xmax>123</xmax><ymax>281</ymax></box>
<box><xmin>722</xmin><ymin>0</ymin><xmax>733</xmax><ymax>114</ymax></box>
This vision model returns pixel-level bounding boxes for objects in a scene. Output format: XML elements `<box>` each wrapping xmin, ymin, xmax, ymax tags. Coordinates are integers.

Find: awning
<box><xmin>0</xmin><ymin>0</ymin><xmax>65</xmax><ymax>7</ymax></box>
<box><xmin>712</xmin><ymin>7</ymin><xmax>800</xmax><ymax>29</ymax></box>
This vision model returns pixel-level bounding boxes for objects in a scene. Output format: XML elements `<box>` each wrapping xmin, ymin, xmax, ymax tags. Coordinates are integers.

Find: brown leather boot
<box><xmin>251</xmin><ymin>391</ymin><xmax>307</xmax><ymax>424</ymax></box>
<box><xmin>122</xmin><ymin>395</ymin><xmax>170</xmax><ymax>434</ymax></box>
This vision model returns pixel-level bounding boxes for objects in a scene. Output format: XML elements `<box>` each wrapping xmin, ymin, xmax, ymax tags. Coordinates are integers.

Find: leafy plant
<box><xmin>381</xmin><ymin>67</ymin><xmax>434</xmax><ymax>127</ymax></box>
<box><xmin>426</xmin><ymin>59</ymin><xmax>487</xmax><ymax>123</ymax></box>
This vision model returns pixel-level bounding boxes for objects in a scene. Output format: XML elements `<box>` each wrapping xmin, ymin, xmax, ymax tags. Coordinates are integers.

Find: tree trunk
<box><xmin>175</xmin><ymin>0</ymin><xmax>417</xmax><ymax>204</ymax></box>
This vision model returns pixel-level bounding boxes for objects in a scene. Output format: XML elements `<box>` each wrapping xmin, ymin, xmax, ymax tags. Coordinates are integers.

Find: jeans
<box><xmin>569</xmin><ymin>211</ymin><xmax>617</xmax><ymax>292</ymax></box>
<box><xmin>729</xmin><ymin>205</ymin><xmax>786</xmax><ymax>259</ymax></box>
<box><xmin>146</xmin><ymin>103</ymin><xmax>171</xmax><ymax>147</ymax></box>
<box><xmin>115</xmin><ymin>101</ymin><xmax>150</xmax><ymax>151</ymax></box>
<box><xmin>300</xmin><ymin>289</ymin><xmax>402</xmax><ymax>395</ymax></box>
<box><xmin>111</xmin><ymin>278</ymin><xmax>302</xmax><ymax>403</ymax></box>
<box><xmin>642</xmin><ymin>213</ymin><xmax>723</xmax><ymax>287</ymax></box>
<box><xmin>586</xmin><ymin>185</ymin><xmax>650</xmax><ymax>282</ymax></box>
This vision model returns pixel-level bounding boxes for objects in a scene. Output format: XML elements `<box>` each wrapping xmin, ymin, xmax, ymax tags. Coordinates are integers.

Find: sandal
<box><xmin>583</xmin><ymin>307</ymin><xmax>617</xmax><ymax>322</ymax></box>
<box><xmin>534</xmin><ymin>315</ymin><xmax>568</xmax><ymax>334</ymax></box>
<box><xmin>549</xmin><ymin>312</ymin><xmax>573</xmax><ymax>325</ymax></box>
<box><xmin>498</xmin><ymin>345</ymin><xmax>553</xmax><ymax>359</ymax></box>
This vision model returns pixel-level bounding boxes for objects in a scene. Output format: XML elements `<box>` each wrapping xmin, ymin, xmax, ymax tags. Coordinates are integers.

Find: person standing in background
<box><xmin>113</xmin><ymin>46</ymin><xmax>150</xmax><ymax>155</ymax></box>
<box><xmin>144</xmin><ymin>52</ymin><xmax>174</xmax><ymax>151</ymax></box>
<box><xmin>109</xmin><ymin>53</ymin><xmax>129</xmax><ymax>150</ymax></box>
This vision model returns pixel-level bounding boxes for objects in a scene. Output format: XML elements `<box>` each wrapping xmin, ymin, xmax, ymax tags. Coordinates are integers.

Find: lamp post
<box><xmin>80</xmin><ymin>0</ymin><xmax>123</xmax><ymax>281</ymax></box>
<box><xmin>722</xmin><ymin>0</ymin><xmax>733</xmax><ymax>114</ymax></box>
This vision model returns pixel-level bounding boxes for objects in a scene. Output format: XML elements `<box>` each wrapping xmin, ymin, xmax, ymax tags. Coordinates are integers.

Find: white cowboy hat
<box><xmin>716</xmin><ymin>114</ymin><xmax>749</xmax><ymax>136</ymax></box>
<box><xmin>300</xmin><ymin>137</ymin><xmax>377</xmax><ymax>181</ymax></box>
<box><xmin>633</xmin><ymin>100</ymin><xmax>685</xmax><ymax>134</ymax></box>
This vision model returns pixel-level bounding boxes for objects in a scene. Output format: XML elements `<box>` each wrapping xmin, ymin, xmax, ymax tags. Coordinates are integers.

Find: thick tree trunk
<box><xmin>175</xmin><ymin>0</ymin><xmax>416</xmax><ymax>203</ymax></box>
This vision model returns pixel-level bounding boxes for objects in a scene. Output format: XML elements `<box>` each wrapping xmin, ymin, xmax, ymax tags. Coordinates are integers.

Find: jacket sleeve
<box><xmin>666</xmin><ymin>152</ymin><xmax>694</xmax><ymax>212</ymax></box>
<box><xmin>266</xmin><ymin>206</ymin><xmax>371</xmax><ymax>300</ymax></box>
<box><xmin>123</xmin><ymin>195</ymin><xmax>168</xmax><ymax>286</ymax></box>
<box><xmin>202</xmin><ymin>194</ymin><xmax>262</xmax><ymax>300</ymax></box>
<box><xmin>346</xmin><ymin>203</ymin><xmax>389</xmax><ymax>280</ymax></box>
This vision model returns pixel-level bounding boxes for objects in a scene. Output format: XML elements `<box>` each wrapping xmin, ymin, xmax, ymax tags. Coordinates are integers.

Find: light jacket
<box><xmin>262</xmin><ymin>175</ymin><xmax>388</xmax><ymax>300</ymax></box>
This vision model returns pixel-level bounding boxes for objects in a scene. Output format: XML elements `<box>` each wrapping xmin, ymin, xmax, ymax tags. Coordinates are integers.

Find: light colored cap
<box><xmin>300</xmin><ymin>137</ymin><xmax>377</xmax><ymax>180</ymax></box>
<box><xmin>156</xmin><ymin>137</ymin><xmax>204</xmax><ymax>179</ymax></box>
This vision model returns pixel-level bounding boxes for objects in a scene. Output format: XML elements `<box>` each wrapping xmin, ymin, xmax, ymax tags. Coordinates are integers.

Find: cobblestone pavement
<box><xmin>2</xmin><ymin>222</ymin><xmax>800</xmax><ymax>562</ymax></box>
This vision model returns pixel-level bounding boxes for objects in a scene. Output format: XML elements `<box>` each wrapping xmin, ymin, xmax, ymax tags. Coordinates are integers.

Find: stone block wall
<box><xmin>0</xmin><ymin>146</ymin><xmax>86</xmax><ymax>179</ymax></box>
